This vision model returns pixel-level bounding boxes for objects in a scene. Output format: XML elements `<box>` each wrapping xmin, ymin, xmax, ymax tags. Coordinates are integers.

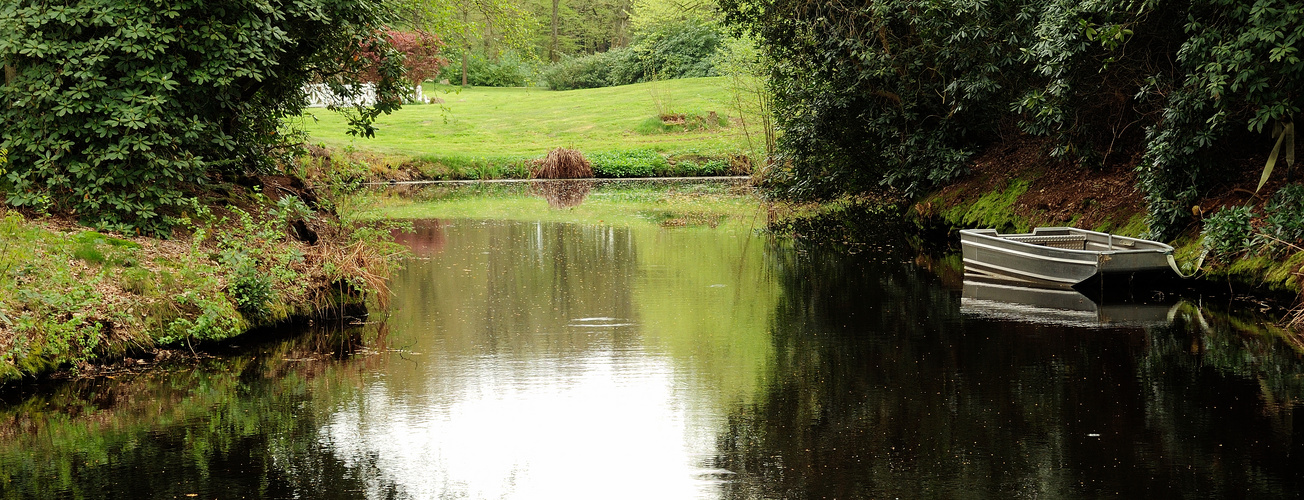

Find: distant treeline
<box><xmin>445</xmin><ymin>19</ymin><xmax>726</xmax><ymax>91</ymax></box>
<box><xmin>721</xmin><ymin>0</ymin><xmax>1303</xmax><ymax>238</ymax></box>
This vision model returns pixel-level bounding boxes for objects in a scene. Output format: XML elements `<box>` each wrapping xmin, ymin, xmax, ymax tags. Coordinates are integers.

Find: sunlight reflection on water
<box><xmin>321</xmin><ymin>350</ymin><xmax>722</xmax><ymax>500</ymax></box>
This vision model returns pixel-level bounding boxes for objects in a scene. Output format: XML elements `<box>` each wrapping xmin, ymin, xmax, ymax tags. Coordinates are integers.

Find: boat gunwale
<box><xmin>959</xmin><ymin>227</ymin><xmax>1174</xmax><ymax>257</ymax></box>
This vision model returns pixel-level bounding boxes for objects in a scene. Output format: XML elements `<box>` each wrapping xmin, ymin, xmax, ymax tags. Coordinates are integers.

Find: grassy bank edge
<box><xmin>0</xmin><ymin>181</ymin><xmax>405</xmax><ymax>386</ymax></box>
<box><xmin>311</xmin><ymin>145</ymin><xmax>754</xmax><ymax>184</ymax></box>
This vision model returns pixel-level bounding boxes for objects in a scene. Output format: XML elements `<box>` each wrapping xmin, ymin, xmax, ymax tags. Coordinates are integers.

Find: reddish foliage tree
<box><xmin>359</xmin><ymin>29</ymin><xmax>446</xmax><ymax>86</ymax></box>
<box><xmin>387</xmin><ymin>29</ymin><xmax>446</xmax><ymax>86</ymax></box>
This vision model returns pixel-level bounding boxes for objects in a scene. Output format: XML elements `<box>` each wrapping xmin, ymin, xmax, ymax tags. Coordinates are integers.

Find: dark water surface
<box><xmin>4</xmin><ymin>212</ymin><xmax>1304</xmax><ymax>499</ymax></box>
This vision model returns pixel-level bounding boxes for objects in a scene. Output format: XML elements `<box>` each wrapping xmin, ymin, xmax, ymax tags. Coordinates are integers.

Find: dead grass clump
<box><xmin>532</xmin><ymin>148</ymin><xmax>593</xmax><ymax>179</ymax></box>
<box><xmin>727</xmin><ymin>153</ymin><xmax>753</xmax><ymax>175</ymax></box>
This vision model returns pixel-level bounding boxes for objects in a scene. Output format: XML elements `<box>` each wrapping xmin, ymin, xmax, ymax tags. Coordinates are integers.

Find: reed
<box><xmin>532</xmin><ymin>147</ymin><xmax>593</xmax><ymax>179</ymax></box>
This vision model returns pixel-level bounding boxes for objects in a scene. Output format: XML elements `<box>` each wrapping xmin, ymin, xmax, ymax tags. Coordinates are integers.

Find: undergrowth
<box><xmin>0</xmin><ymin>184</ymin><xmax>407</xmax><ymax>384</ymax></box>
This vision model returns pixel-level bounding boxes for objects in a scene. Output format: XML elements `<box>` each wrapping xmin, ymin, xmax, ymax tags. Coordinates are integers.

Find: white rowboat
<box><xmin>959</xmin><ymin>227</ymin><xmax>1181</xmax><ymax>287</ymax></box>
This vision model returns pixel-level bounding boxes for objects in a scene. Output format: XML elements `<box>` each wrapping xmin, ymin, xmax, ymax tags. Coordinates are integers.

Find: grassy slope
<box><xmin>0</xmin><ymin>191</ymin><xmax>399</xmax><ymax>384</ymax></box>
<box><xmin>296</xmin><ymin>77</ymin><xmax>753</xmax><ymax>160</ymax></box>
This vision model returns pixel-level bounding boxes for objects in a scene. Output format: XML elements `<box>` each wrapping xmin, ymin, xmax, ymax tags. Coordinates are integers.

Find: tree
<box><xmin>400</xmin><ymin>0</ymin><xmax>535</xmax><ymax>86</ymax></box>
<box><xmin>379</xmin><ymin>29</ymin><xmax>448</xmax><ymax>88</ymax></box>
<box><xmin>721</xmin><ymin>0</ymin><xmax>1304</xmax><ymax>239</ymax></box>
<box><xmin>0</xmin><ymin>0</ymin><xmax>407</xmax><ymax>232</ymax></box>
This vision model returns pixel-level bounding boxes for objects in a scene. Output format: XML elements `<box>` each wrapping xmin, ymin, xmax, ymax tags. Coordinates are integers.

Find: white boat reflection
<box><xmin>961</xmin><ymin>277</ymin><xmax>1178</xmax><ymax>328</ymax></box>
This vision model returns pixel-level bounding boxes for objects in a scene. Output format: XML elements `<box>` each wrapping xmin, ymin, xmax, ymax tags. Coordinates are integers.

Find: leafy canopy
<box><xmin>722</xmin><ymin>0</ymin><xmax>1304</xmax><ymax>238</ymax></box>
<box><xmin>0</xmin><ymin>0</ymin><xmax>408</xmax><ymax>233</ymax></box>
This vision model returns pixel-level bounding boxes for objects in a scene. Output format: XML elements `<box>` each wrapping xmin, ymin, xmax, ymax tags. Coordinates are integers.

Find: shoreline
<box><xmin>0</xmin><ymin>178</ymin><xmax>405</xmax><ymax>387</ymax></box>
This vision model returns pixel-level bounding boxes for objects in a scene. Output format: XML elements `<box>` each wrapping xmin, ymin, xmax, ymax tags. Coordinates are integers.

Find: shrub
<box><xmin>543</xmin><ymin>20</ymin><xmax>723</xmax><ymax>90</ymax></box>
<box><xmin>220</xmin><ymin>248</ymin><xmax>274</xmax><ymax>317</ymax></box>
<box><xmin>721</xmin><ymin>0</ymin><xmax>1304</xmax><ymax>227</ymax></box>
<box><xmin>0</xmin><ymin>0</ymin><xmax>407</xmax><ymax>233</ymax></box>
<box><xmin>1264</xmin><ymin>184</ymin><xmax>1304</xmax><ymax>247</ymax></box>
<box><xmin>543</xmin><ymin>49</ymin><xmax>634</xmax><ymax>90</ymax></box>
<box><xmin>635</xmin><ymin>20</ymin><xmax>723</xmax><ymax>80</ymax></box>
<box><xmin>454</xmin><ymin>49</ymin><xmax>538</xmax><ymax>87</ymax></box>
<box><xmin>1202</xmin><ymin>205</ymin><xmax>1255</xmax><ymax>257</ymax></box>
<box><xmin>589</xmin><ymin>150</ymin><xmax>671</xmax><ymax>177</ymax></box>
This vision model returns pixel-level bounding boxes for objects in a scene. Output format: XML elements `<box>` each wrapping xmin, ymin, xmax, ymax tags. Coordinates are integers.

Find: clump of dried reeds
<box><xmin>532</xmin><ymin>147</ymin><xmax>593</xmax><ymax>179</ymax></box>
<box><xmin>529</xmin><ymin>180</ymin><xmax>593</xmax><ymax>208</ymax></box>
<box><xmin>298</xmin><ymin>216</ymin><xmax>406</xmax><ymax>314</ymax></box>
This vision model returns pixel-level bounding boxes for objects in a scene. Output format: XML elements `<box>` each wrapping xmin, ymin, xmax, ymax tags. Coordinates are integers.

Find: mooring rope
<box><xmin>1167</xmin><ymin>249</ymin><xmax>1207</xmax><ymax>279</ymax></box>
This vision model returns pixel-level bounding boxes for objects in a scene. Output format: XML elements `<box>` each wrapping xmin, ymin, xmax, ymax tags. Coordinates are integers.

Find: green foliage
<box><xmin>1139</xmin><ymin>1</ymin><xmax>1304</xmax><ymax>238</ymax></box>
<box><xmin>632</xmin><ymin>20</ymin><xmax>724</xmax><ymax>80</ymax></box>
<box><xmin>1202</xmin><ymin>205</ymin><xmax>1255</xmax><ymax>257</ymax></box>
<box><xmin>543</xmin><ymin>48</ymin><xmax>640</xmax><ymax>90</ymax></box>
<box><xmin>722</xmin><ymin>0</ymin><xmax>1304</xmax><ymax>234</ymax></box>
<box><xmin>453</xmin><ymin>49</ymin><xmax>540</xmax><ymax>87</ymax></box>
<box><xmin>543</xmin><ymin>19</ymin><xmax>723</xmax><ymax>90</ymax></box>
<box><xmin>0</xmin><ymin>0</ymin><xmax>407</xmax><ymax>233</ymax></box>
<box><xmin>674</xmin><ymin>158</ymin><xmax>730</xmax><ymax>176</ymax></box>
<box><xmin>219</xmin><ymin>248</ymin><xmax>275</xmax><ymax>317</ymax></box>
<box><xmin>583</xmin><ymin>149</ymin><xmax>730</xmax><ymax>177</ymax></box>
<box><xmin>408</xmin><ymin>154</ymin><xmax>534</xmax><ymax>180</ymax></box>
<box><xmin>589</xmin><ymin>150</ymin><xmax>672</xmax><ymax>177</ymax></box>
<box><xmin>1264</xmin><ymin>183</ymin><xmax>1304</xmax><ymax>246</ymax></box>
<box><xmin>723</xmin><ymin>0</ymin><xmax>1031</xmax><ymax>198</ymax></box>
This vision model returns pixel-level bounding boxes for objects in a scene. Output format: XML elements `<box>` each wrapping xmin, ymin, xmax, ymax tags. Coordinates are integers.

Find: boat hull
<box><xmin>960</xmin><ymin>227</ymin><xmax>1176</xmax><ymax>287</ymax></box>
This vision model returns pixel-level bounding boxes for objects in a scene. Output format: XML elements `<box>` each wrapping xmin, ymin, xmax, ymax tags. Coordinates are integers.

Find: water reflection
<box><xmin>961</xmin><ymin>278</ymin><xmax>1179</xmax><ymax>327</ymax></box>
<box><xmin>0</xmin><ymin>326</ymin><xmax>391</xmax><ymax>499</ymax></box>
<box><xmin>391</xmin><ymin>218</ymin><xmax>447</xmax><ymax>257</ymax></box>
<box><xmin>718</xmin><ymin>244</ymin><xmax>1304</xmax><ymax>499</ymax></box>
<box><xmin>528</xmin><ymin>179</ymin><xmax>593</xmax><ymax>208</ymax></box>
<box><xmin>337</xmin><ymin>218</ymin><xmax>778</xmax><ymax>498</ymax></box>
<box><xmin>3</xmin><ymin>211</ymin><xmax>1304</xmax><ymax>499</ymax></box>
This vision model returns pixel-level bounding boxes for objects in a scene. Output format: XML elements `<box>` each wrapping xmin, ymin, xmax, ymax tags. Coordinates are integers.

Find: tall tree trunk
<box><xmin>461</xmin><ymin>2</ymin><xmax>470</xmax><ymax>86</ymax></box>
<box><xmin>614</xmin><ymin>0</ymin><xmax>630</xmax><ymax>47</ymax></box>
<box><xmin>550</xmin><ymin>0</ymin><xmax>560</xmax><ymax>62</ymax></box>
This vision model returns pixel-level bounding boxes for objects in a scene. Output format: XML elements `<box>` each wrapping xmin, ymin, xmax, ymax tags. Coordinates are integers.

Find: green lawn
<box><xmin>296</xmin><ymin>77</ymin><xmax>754</xmax><ymax>161</ymax></box>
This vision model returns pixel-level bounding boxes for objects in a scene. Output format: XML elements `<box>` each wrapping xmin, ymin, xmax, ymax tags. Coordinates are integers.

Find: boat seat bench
<box><xmin>1007</xmin><ymin>234</ymin><xmax>1087</xmax><ymax>250</ymax></box>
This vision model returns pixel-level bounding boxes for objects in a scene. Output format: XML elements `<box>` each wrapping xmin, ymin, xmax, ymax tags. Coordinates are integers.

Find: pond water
<box><xmin>3</xmin><ymin>183</ymin><xmax>1304</xmax><ymax>499</ymax></box>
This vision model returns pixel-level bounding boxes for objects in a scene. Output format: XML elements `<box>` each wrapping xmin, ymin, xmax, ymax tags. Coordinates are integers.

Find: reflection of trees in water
<box><xmin>387</xmin><ymin>220</ymin><xmax>640</xmax><ymax>360</ymax></box>
<box><xmin>0</xmin><ymin>325</ymin><xmax>393</xmax><ymax>499</ymax></box>
<box><xmin>528</xmin><ymin>179</ymin><xmax>593</xmax><ymax>208</ymax></box>
<box><xmin>390</xmin><ymin>219</ymin><xmax>447</xmax><ymax>257</ymax></box>
<box><xmin>717</xmin><ymin>245</ymin><xmax>1304</xmax><ymax>499</ymax></box>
